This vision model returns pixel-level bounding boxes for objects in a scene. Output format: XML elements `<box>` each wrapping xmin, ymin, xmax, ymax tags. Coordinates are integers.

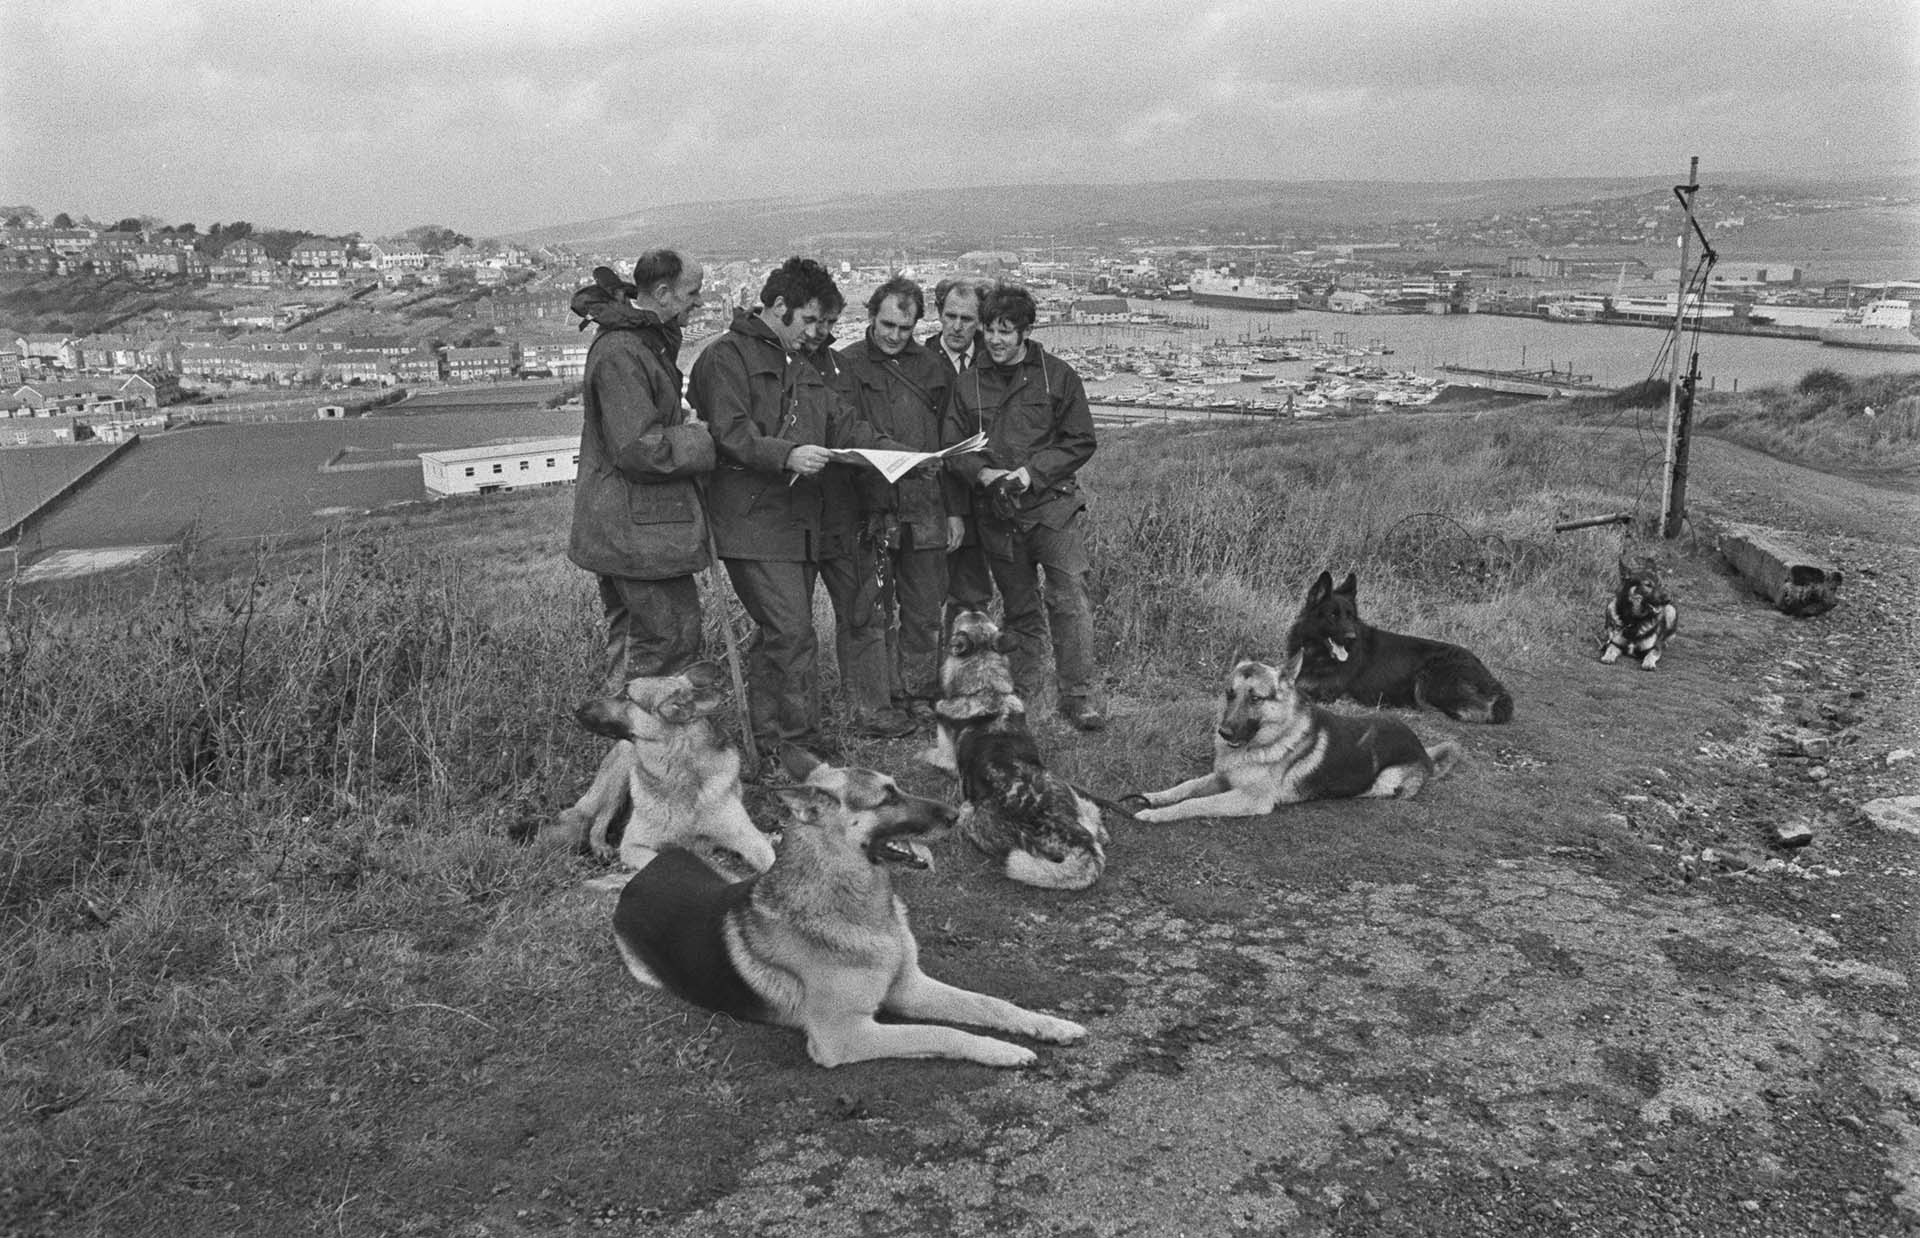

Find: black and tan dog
<box><xmin>1125</xmin><ymin>653</ymin><xmax>1460</xmax><ymax>822</ymax></box>
<box><xmin>1286</xmin><ymin>570</ymin><xmax>1513</xmax><ymax>724</ymax></box>
<box><xmin>923</xmin><ymin>610</ymin><xmax>1109</xmax><ymax>890</ymax></box>
<box><xmin>1601</xmin><ymin>556</ymin><xmax>1679</xmax><ymax>670</ymax></box>
<box><xmin>612</xmin><ymin>764</ymin><xmax>1089</xmax><ymax>1068</ymax></box>
<box><xmin>547</xmin><ymin>662</ymin><xmax>775</xmax><ymax>881</ymax></box>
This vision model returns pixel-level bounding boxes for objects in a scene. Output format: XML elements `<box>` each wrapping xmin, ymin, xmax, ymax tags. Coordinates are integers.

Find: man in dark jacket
<box><xmin>930</xmin><ymin>277</ymin><xmax>995</xmax><ymax>627</ymax></box>
<box><xmin>688</xmin><ymin>257</ymin><xmax>907</xmax><ymax>767</ymax></box>
<box><xmin>834</xmin><ymin>275</ymin><xmax>960</xmax><ymax>722</ymax></box>
<box><xmin>947</xmin><ymin>282</ymin><xmax>1106</xmax><ymax>730</ymax></box>
<box><xmin>567</xmin><ymin>250</ymin><xmax>711</xmax><ymax>693</ymax></box>
<box><xmin>800</xmin><ymin>287</ymin><xmax>913</xmax><ymax>738</ymax></box>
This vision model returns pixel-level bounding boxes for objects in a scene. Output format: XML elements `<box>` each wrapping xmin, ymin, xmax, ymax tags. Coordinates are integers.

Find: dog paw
<box><xmin>1599</xmin><ymin>645</ymin><xmax>1622</xmax><ymax>664</ymax></box>
<box><xmin>974</xmin><ymin>1039</ymin><xmax>1040</xmax><ymax>1068</ymax></box>
<box><xmin>1026</xmin><ymin>1016</ymin><xmax>1089</xmax><ymax>1044</ymax></box>
<box><xmin>1641</xmin><ymin>654</ymin><xmax>1661</xmax><ymax>671</ymax></box>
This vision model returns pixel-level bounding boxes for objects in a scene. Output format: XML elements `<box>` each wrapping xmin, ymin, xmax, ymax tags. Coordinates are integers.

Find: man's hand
<box><xmin>946</xmin><ymin>515</ymin><xmax>965</xmax><ymax>552</ymax></box>
<box><xmin>786</xmin><ymin>444</ymin><xmax>831</xmax><ymax>476</ymax></box>
<box><xmin>978</xmin><ymin>467</ymin><xmax>1010</xmax><ymax>487</ymax></box>
<box><xmin>1005</xmin><ymin>466</ymin><xmax>1031</xmax><ymax>491</ymax></box>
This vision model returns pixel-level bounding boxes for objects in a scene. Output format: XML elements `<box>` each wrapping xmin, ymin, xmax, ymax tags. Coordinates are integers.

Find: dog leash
<box><xmin>693</xmin><ymin>474</ymin><xmax>759</xmax><ymax>781</ymax></box>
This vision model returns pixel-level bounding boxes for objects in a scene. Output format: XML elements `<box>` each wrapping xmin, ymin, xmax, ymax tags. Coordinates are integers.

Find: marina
<box><xmin>1040</xmin><ymin>302</ymin><xmax>1918</xmax><ymax>417</ymax></box>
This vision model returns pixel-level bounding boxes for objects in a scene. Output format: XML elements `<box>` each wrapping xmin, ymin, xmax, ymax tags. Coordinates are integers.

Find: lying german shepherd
<box><xmin>1125</xmin><ymin>654</ymin><xmax>1460</xmax><ymax>822</ymax></box>
<box><xmin>924</xmin><ymin>611</ymin><xmax>1110</xmax><ymax>890</ymax></box>
<box><xmin>612</xmin><ymin>764</ymin><xmax>1089</xmax><ymax>1068</ymax></box>
<box><xmin>1601</xmin><ymin>556</ymin><xmax>1679</xmax><ymax>670</ymax></box>
<box><xmin>1286</xmin><ymin>570</ymin><xmax>1513</xmax><ymax>724</ymax></box>
<box><xmin>547</xmin><ymin>662</ymin><xmax>776</xmax><ymax>880</ymax></box>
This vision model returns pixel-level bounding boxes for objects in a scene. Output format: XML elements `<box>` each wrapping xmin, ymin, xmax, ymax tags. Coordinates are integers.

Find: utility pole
<box><xmin>1660</xmin><ymin>156</ymin><xmax>1701</xmax><ymax>539</ymax></box>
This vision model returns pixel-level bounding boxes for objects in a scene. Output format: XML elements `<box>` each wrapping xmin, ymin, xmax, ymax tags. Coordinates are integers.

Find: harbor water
<box><xmin>1046</xmin><ymin>305</ymin><xmax>1917</xmax><ymax>396</ymax></box>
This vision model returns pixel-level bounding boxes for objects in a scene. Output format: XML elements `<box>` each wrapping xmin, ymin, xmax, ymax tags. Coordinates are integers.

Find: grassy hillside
<box><xmin>1579</xmin><ymin>368</ymin><xmax>1920</xmax><ymax>474</ymax></box>
<box><xmin>0</xmin><ymin>398</ymin><xmax>1879</xmax><ymax>1232</ymax></box>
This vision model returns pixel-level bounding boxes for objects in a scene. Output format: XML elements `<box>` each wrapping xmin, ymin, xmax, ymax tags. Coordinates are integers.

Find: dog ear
<box><xmin>1308</xmin><ymin>570</ymin><xmax>1333</xmax><ymax>601</ymax></box>
<box><xmin>572</xmin><ymin>697</ymin><xmax>635</xmax><ymax>740</ymax></box>
<box><xmin>992</xmin><ymin>631</ymin><xmax>1019</xmax><ymax>655</ymax></box>
<box><xmin>681</xmin><ymin>661</ymin><xmax>726</xmax><ymax>690</ymax></box>
<box><xmin>1281</xmin><ymin>648</ymin><xmax>1306</xmax><ymax>683</ymax></box>
<box><xmin>774</xmin><ymin>785</ymin><xmax>834</xmax><ymax>824</ymax></box>
<box><xmin>1336</xmin><ymin>572</ymin><xmax>1357</xmax><ymax>597</ymax></box>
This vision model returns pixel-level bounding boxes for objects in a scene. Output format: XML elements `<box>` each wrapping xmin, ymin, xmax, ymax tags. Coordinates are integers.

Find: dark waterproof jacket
<box><xmin>567</xmin><ymin>285</ymin><xmax>713</xmax><ymax>580</ymax></box>
<box><xmin>801</xmin><ymin>340</ymin><xmax>860</xmax><ymax>559</ymax></box>
<box><xmin>946</xmin><ymin>339</ymin><xmax>1096</xmax><ymax>530</ymax></box>
<box><xmin>688</xmin><ymin>310</ymin><xmax>902</xmax><ymax>562</ymax></box>
<box><xmin>834</xmin><ymin>333</ymin><xmax>961</xmax><ymax>548</ymax></box>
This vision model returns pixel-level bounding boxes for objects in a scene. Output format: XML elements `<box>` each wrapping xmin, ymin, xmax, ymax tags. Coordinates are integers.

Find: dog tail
<box><xmin>1069</xmin><ymin>781</ymin><xmax>1142</xmax><ymax>821</ymax></box>
<box><xmin>1426</xmin><ymin>741</ymin><xmax>1463</xmax><ymax>780</ymax></box>
<box><xmin>1489</xmin><ymin>690</ymin><xmax>1513</xmax><ymax>725</ymax></box>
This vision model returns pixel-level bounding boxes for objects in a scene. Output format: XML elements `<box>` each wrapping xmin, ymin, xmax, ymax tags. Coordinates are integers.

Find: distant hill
<box><xmin>505</xmin><ymin>176</ymin><xmax>1678</xmax><ymax>255</ymax></box>
<box><xmin>504</xmin><ymin>170</ymin><xmax>1920</xmax><ymax>257</ymax></box>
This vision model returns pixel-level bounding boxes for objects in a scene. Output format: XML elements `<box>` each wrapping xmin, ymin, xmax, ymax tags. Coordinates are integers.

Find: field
<box><xmin>3</xmin><ymin>390</ymin><xmax>1918</xmax><ymax>1235</ymax></box>
<box><xmin>9</xmin><ymin>405</ymin><xmax>584</xmax><ymax>553</ymax></box>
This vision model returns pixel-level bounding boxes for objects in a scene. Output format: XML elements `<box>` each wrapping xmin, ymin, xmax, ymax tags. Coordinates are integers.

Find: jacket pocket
<box><xmin>627</xmin><ymin>486</ymin><xmax>696</xmax><ymax>525</ymax></box>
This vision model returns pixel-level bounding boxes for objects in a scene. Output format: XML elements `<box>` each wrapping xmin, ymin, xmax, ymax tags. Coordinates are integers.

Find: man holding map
<box><xmin>832</xmin><ymin>275</ymin><xmax>964</xmax><ymax>723</ymax></box>
<box><xmin>687</xmin><ymin>257</ymin><xmax>916</xmax><ymax>772</ymax></box>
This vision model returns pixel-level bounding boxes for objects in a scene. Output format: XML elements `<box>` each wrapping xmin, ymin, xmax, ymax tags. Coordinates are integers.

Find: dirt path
<box><xmin>412</xmin><ymin>432</ymin><xmax>1920</xmax><ymax>1238</ymax></box>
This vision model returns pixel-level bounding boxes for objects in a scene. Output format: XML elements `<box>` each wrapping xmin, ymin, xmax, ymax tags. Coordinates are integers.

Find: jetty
<box><xmin>1436</xmin><ymin>362</ymin><xmax>1601</xmax><ymax>399</ymax></box>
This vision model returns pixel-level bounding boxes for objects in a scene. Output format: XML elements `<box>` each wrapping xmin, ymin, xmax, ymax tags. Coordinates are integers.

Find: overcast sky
<box><xmin>3</xmin><ymin>0</ymin><xmax>1915</xmax><ymax>239</ymax></box>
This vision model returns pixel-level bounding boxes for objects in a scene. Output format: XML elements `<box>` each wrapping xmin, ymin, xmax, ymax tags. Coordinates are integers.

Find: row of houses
<box><xmin>0</xmin><ymin>226</ymin><xmax>544</xmax><ymax>289</ymax></box>
<box><xmin>8</xmin><ymin>329</ymin><xmax>591</xmax><ymax>388</ymax></box>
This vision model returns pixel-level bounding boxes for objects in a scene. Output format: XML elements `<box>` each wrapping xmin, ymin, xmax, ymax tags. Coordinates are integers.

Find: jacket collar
<box><xmin>729</xmin><ymin>307</ymin><xmax>789</xmax><ymax>353</ymax></box>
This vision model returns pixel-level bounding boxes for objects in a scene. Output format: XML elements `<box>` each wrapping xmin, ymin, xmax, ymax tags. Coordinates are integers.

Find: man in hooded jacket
<box><xmin>567</xmin><ymin>250</ymin><xmax>712</xmax><ymax>694</ymax></box>
<box><xmin>946</xmin><ymin>281</ymin><xmax>1107</xmax><ymax>731</ymax></box>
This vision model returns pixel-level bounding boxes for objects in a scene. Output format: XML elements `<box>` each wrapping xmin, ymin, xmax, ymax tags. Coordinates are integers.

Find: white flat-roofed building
<box><xmin>421</xmin><ymin>436</ymin><xmax>580</xmax><ymax>497</ymax></box>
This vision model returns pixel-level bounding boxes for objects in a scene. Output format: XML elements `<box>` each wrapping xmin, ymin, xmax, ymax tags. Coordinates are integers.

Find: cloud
<box><xmin>1</xmin><ymin>0</ymin><xmax>1914</xmax><ymax>235</ymax></box>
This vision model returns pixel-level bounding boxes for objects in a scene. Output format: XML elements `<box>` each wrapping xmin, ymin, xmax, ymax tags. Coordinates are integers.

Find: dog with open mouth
<box><xmin>1125</xmin><ymin>653</ymin><xmax>1460</xmax><ymax>822</ymax></box>
<box><xmin>1285</xmin><ymin>570</ymin><xmax>1513</xmax><ymax>724</ymax></box>
<box><xmin>1601</xmin><ymin>556</ymin><xmax>1679</xmax><ymax>670</ymax></box>
<box><xmin>549</xmin><ymin>661</ymin><xmax>775</xmax><ymax>881</ymax></box>
<box><xmin>923</xmin><ymin>610</ymin><xmax>1111</xmax><ymax>890</ymax></box>
<box><xmin>611</xmin><ymin>763</ymin><xmax>1089</xmax><ymax>1067</ymax></box>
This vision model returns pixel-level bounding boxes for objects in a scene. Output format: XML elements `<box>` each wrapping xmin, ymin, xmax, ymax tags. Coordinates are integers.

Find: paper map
<box><xmin>827</xmin><ymin>431</ymin><xmax>988</xmax><ymax>484</ymax></box>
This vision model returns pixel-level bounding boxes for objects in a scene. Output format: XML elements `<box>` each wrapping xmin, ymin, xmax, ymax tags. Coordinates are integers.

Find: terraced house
<box><xmin>442</xmin><ymin>345</ymin><xmax>511</xmax><ymax>382</ymax></box>
<box><xmin>290</xmin><ymin>237</ymin><xmax>348</xmax><ymax>268</ymax></box>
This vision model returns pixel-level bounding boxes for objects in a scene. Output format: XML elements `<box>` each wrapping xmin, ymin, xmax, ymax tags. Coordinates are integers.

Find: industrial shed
<box><xmin>420</xmin><ymin>436</ymin><xmax>580</xmax><ymax>497</ymax></box>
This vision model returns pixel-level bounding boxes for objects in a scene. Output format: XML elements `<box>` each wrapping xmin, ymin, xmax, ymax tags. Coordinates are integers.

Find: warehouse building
<box><xmin>420</xmin><ymin>436</ymin><xmax>579</xmax><ymax>497</ymax></box>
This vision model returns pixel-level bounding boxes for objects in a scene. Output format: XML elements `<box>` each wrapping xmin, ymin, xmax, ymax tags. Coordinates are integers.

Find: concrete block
<box><xmin>1717</xmin><ymin>522</ymin><xmax>1843</xmax><ymax>616</ymax></box>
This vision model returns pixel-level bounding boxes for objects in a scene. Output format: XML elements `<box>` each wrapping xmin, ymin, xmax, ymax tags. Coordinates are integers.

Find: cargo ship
<box><xmin>1188</xmin><ymin>268</ymin><xmax>1298</xmax><ymax>312</ymax></box>
<box><xmin>1818</xmin><ymin>300</ymin><xmax>1920</xmax><ymax>353</ymax></box>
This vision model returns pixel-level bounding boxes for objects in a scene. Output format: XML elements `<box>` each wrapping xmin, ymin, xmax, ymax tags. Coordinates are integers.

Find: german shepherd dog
<box><xmin>548</xmin><ymin>661</ymin><xmax>776</xmax><ymax>880</ymax></box>
<box><xmin>1125</xmin><ymin>653</ymin><xmax>1460</xmax><ymax>823</ymax></box>
<box><xmin>1601</xmin><ymin>556</ymin><xmax>1679</xmax><ymax>670</ymax></box>
<box><xmin>1286</xmin><ymin>571</ymin><xmax>1514</xmax><ymax>724</ymax></box>
<box><xmin>612</xmin><ymin>764</ymin><xmax>1089</xmax><ymax>1068</ymax></box>
<box><xmin>923</xmin><ymin>611</ymin><xmax>1110</xmax><ymax>890</ymax></box>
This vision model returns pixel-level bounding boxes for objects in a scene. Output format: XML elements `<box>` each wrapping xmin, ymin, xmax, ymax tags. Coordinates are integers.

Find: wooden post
<box><xmin>1660</xmin><ymin>156</ymin><xmax>1700</xmax><ymax>538</ymax></box>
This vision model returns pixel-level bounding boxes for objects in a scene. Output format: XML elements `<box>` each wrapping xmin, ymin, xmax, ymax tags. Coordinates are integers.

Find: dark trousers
<box><xmin>721</xmin><ymin>558</ymin><xmax>822</xmax><ymax>749</ymax></box>
<box><xmin>981</xmin><ymin>510</ymin><xmax>1100</xmax><ymax>709</ymax></box>
<box><xmin>944</xmin><ymin>522</ymin><xmax>995</xmax><ymax>630</ymax></box>
<box><xmin>885</xmin><ymin>527</ymin><xmax>950</xmax><ymax>703</ymax></box>
<box><xmin>818</xmin><ymin>542</ymin><xmax>891</xmax><ymax>719</ymax></box>
<box><xmin>597</xmin><ymin>574</ymin><xmax>702</xmax><ymax>694</ymax></box>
